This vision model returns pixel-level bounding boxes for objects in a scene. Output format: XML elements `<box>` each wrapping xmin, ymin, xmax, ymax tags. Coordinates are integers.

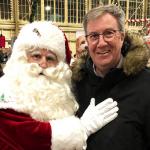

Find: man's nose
<box><xmin>97</xmin><ymin>35</ymin><xmax>107</xmax><ymax>47</ymax></box>
<box><xmin>39</xmin><ymin>57</ymin><xmax>48</xmax><ymax>69</ymax></box>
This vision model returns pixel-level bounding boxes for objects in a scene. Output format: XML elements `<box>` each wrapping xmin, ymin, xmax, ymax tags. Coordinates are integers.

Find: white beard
<box><xmin>0</xmin><ymin>61</ymin><xmax>79</xmax><ymax>121</ymax></box>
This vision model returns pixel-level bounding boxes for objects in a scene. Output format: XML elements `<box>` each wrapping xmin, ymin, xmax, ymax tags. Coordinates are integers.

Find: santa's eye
<box><xmin>46</xmin><ymin>55</ymin><xmax>57</xmax><ymax>62</ymax></box>
<box><xmin>31</xmin><ymin>54</ymin><xmax>42</xmax><ymax>60</ymax></box>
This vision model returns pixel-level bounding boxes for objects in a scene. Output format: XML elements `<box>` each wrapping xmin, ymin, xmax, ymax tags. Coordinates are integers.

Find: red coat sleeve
<box><xmin>0</xmin><ymin>109</ymin><xmax>52</xmax><ymax>150</ymax></box>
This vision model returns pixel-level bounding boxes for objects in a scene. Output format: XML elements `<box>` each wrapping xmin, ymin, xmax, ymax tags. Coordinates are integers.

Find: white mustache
<box><xmin>25</xmin><ymin>62</ymin><xmax>72</xmax><ymax>82</ymax></box>
<box><xmin>25</xmin><ymin>63</ymin><xmax>43</xmax><ymax>76</ymax></box>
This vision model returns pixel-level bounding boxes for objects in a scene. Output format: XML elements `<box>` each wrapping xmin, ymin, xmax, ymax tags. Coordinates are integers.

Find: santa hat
<box><xmin>12</xmin><ymin>21</ymin><xmax>71</xmax><ymax>64</ymax></box>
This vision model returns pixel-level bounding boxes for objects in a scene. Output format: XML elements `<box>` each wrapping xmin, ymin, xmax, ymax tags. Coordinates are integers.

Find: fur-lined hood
<box><xmin>71</xmin><ymin>33</ymin><xmax>150</xmax><ymax>81</ymax></box>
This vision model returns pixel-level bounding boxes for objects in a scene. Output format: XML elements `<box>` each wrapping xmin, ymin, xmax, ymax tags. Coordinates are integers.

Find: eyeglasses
<box><xmin>86</xmin><ymin>29</ymin><xmax>121</xmax><ymax>44</ymax></box>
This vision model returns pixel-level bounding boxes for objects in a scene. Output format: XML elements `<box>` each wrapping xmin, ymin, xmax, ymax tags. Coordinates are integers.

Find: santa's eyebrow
<box><xmin>27</xmin><ymin>49</ymin><xmax>41</xmax><ymax>55</ymax></box>
<box><xmin>46</xmin><ymin>53</ymin><xmax>57</xmax><ymax>59</ymax></box>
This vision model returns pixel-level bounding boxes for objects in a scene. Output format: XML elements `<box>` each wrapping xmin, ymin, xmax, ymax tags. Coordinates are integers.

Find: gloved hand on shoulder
<box><xmin>81</xmin><ymin>98</ymin><xmax>118</xmax><ymax>137</ymax></box>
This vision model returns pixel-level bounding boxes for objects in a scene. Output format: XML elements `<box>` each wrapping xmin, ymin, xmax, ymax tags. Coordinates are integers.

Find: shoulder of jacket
<box><xmin>122</xmin><ymin>33</ymin><xmax>149</xmax><ymax>76</ymax></box>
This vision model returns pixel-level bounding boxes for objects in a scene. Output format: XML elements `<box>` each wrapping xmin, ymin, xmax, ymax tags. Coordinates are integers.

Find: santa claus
<box><xmin>0</xmin><ymin>21</ymin><xmax>118</xmax><ymax>150</ymax></box>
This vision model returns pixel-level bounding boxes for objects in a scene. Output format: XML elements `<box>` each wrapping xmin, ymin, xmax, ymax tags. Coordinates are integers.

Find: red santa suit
<box><xmin>0</xmin><ymin>109</ymin><xmax>51</xmax><ymax>150</ymax></box>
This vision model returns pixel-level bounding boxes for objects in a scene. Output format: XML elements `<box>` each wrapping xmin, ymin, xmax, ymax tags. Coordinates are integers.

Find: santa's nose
<box><xmin>39</xmin><ymin>57</ymin><xmax>48</xmax><ymax>69</ymax></box>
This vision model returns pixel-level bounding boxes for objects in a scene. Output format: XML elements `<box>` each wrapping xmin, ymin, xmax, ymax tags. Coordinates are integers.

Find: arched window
<box><xmin>91</xmin><ymin>0</ymin><xmax>109</xmax><ymax>8</ymax></box>
<box><xmin>19</xmin><ymin>0</ymin><xmax>30</xmax><ymax>20</ymax></box>
<box><xmin>44</xmin><ymin>0</ymin><xmax>86</xmax><ymax>24</ymax></box>
<box><xmin>68</xmin><ymin>0</ymin><xmax>86</xmax><ymax>23</ymax></box>
<box><xmin>128</xmin><ymin>0</ymin><xmax>143</xmax><ymax>26</ymax></box>
<box><xmin>147</xmin><ymin>0</ymin><xmax>150</xmax><ymax>19</ymax></box>
<box><xmin>19</xmin><ymin>0</ymin><xmax>41</xmax><ymax>21</ymax></box>
<box><xmin>120</xmin><ymin>0</ymin><xmax>127</xmax><ymax>14</ymax></box>
<box><xmin>0</xmin><ymin>0</ymin><xmax>11</xmax><ymax>20</ymax></box>
<box><xmin>44</xmin><ymin>0</ymin><xmax>64</xmax><ymax>22</ymax></box>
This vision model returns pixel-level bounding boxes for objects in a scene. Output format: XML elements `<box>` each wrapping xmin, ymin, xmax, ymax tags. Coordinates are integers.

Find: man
<box><xmin>72</xmin><ymin>4</ymin><xmax>150</xmax><ymax>150</ymax></box>
<box><xmin>0</xmin><ymin>21</ymin><xmax>118</xmax><ymax>150</ymax></box>
<box><xmin>70</xmin><ymin>30</ymin><xmax>88</xmax><ymax>66</ymax></box>
<box><xmin>75</xmin><ymin>31</ymin><xmax>88</xmax><ymax>59</ymax></box>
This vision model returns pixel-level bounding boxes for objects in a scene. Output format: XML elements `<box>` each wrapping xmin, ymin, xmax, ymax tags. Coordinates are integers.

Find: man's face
<box><xmin>76</xmin><ymin>35</ymin><xmax>88</xmax><ymax>58</ymax></box>
<box><xmin>86</xmin><ymin>13</ymin><xmax>125</xmax><ymax>73</ymax></box>
<box><xmin>76</xmin><ymin>36</ymin><xmax>87</xmax><ymax>52</ymax></box>
<box><xmin>27</xmin><ymin>48</ymin><xmax>58</xmax><ymax>69</ymax></box>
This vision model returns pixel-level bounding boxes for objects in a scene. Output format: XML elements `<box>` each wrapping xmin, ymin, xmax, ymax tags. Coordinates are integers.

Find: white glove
<box><xmin>81</xmin><ymin>98</ymin><xmax>118</xmax><ymax>137</ymax></box>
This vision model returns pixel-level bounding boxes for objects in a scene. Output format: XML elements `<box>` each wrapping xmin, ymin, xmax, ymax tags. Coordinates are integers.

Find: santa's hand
<box><xmin>81</xmin><ymin>98</ymin><xmax>118</xmax><ymax>137</ymax></box>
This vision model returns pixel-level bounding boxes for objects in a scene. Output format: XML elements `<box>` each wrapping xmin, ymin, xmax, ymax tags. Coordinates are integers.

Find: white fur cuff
<box><xmin>50</xmin><ymin>116</ymin><xmax>87</xmax><ymax>150</ymax></box>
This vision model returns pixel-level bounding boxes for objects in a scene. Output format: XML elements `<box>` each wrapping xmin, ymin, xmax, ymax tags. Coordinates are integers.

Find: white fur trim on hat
<box><xmin>13</xmin><ymin>21</ymin><xmax>66</xmax><ymax>62</ymax></box>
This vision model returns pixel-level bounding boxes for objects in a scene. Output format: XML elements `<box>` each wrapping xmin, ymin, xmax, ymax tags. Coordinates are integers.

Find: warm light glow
<box><xmin>45</xmin><ymin>6</ymin><xmax>51</xmax><ymax>11</ymax></box>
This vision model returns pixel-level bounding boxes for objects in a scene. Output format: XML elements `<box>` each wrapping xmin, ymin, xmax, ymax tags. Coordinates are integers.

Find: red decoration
<box><xmin>0</xmin><ymin>35</ymin><xmax>5</xmax><ymax>48</ymax></box>
<box><xmin>64</xmin><ymin>33</ymin><xmax>72</xmax><ymax>65</ymax></box>
<box><xmin>127</xmin><ymin>18</ymin><xmax>150</xmax><ymax>23</ymax></box>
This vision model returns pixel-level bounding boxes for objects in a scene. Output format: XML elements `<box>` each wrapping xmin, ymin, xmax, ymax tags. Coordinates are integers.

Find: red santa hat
<box><xmin>12</xmin><ymin>21</ymin><xmax>71</xmax><ymax>64</ymax></box>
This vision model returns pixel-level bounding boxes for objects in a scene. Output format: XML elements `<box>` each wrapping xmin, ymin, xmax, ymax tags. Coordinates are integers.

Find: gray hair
<box><xmin>83</xmin><ymin>4</ymin><xmax>125</xmax><ymax>34</ymax></box>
